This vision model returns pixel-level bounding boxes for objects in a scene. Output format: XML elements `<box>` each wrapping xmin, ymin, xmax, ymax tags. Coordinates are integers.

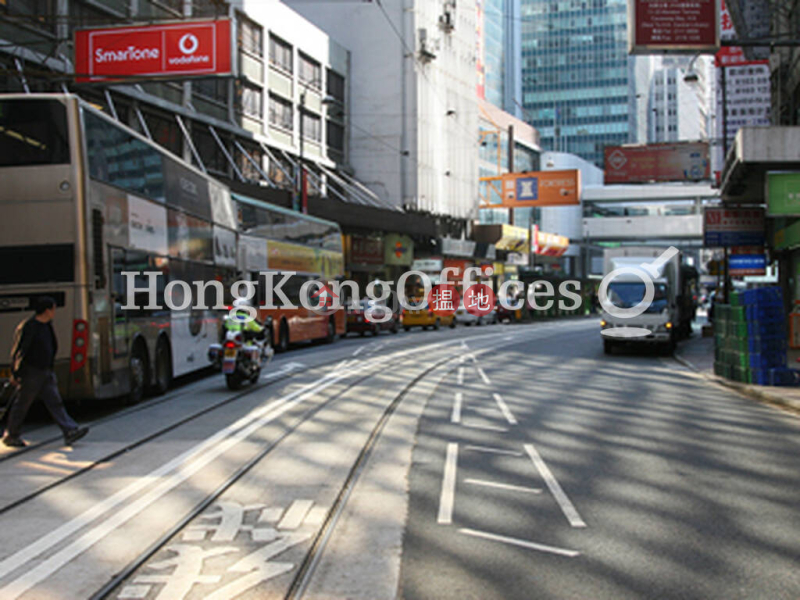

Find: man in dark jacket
<box><xmin>2</xmin><ymin>297</ymin><xmax>88</xmax><ymax>448</ymax></box>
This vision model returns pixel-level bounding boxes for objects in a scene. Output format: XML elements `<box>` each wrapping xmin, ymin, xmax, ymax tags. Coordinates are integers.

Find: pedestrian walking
<box><xmin>2</xmin><ymin>297</ymin><xmax>88</xmax><ymax>448</ymax></box>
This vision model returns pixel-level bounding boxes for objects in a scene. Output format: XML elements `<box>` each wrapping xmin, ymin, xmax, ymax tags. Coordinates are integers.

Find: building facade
<box><xmin>520</xmin><ymin>0</ymin><xmax>632</xmax><ymax>168</ymax></box>
<box><xmin>648</xmin><ymin>66</ymin><xmax>708</xmax><ymax>144</ymax></box>
<box><xmin>287</xmin><ymin>0</ymin><xmax>479</xmax><ymax>230</ymax></box>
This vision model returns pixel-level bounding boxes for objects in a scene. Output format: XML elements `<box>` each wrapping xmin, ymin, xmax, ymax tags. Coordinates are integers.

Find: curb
<box><xmin>674</xmin><ymin>352</ymin><xmax>800</xmax><ymax>414</ymax></box>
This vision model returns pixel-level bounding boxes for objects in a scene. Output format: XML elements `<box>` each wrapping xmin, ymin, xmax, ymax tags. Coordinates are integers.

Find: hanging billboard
<box><xmin>500</xmin><ymin>170</ymin><xmax>580</xmax><ymax>207</ymax></box>
<box><xmin>629</xmin><ymin>0</ymin><xmax>720</xmax><ymax>54</ymax></box>
<box><xmin>604</xmin><ymin>142</ymin><xmax>710</xmax><ymax>184</ymax></box>
<box><xmin>75</xmin><ymin>19</ymin><xmax>232</xmax><ymax>83</ymax></box>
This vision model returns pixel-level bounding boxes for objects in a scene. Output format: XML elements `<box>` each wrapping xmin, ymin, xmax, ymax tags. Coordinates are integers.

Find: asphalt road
<box><xmin>399</xmin><ymin>320</ymin><xmax>800</xmax><ymax>600</ymax></box>
<box><xmin>2</xmin><ymin>318</ymin><xmax>799</xmax><ymax>600</ymax></box>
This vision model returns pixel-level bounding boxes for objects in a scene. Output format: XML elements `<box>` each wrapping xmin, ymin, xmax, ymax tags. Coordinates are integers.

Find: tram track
<box><xmin>87</xmin><ymin>326</ymin><xmax>560</xmax><ymax>600</ymax></box>
<box><xmin>0</xmin><ymin>327</ymin><xmax>511</xmax><ymax>516</ymax></box>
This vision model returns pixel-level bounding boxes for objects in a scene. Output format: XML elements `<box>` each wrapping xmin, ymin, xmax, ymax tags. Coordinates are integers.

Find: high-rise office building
<box><xmin>520</xmin><ymin>0</ymin><xmax>632</xmax><ymax>168</ymax></box>
<box><xmin>481</xmin><ymin>0</ymin><xmax>523</xmax><ymax>117</ymax></box>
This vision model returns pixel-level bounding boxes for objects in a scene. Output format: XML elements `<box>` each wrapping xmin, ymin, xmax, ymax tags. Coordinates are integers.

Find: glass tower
<box><xmin>520</xmin><ymin>0</ymin><xmax>630</xmax><ymax>167</ymax></box>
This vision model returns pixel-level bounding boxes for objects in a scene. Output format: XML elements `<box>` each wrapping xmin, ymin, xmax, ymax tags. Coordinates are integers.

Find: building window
<box><xmin>326</xmin><ymin>120</ymin><xmax>344</xmax><ymax>152</ymax></box>
<box><xmin>193</xmin><ymin>128</ymin><xmax>229</xmax><ymax>176</ymax></box>
<box><xmin>298</xmin><ymin>53</ymin><xmax>322</xmax><ymax>90</ymax></box>
<box><xmin>236</xmin><ymin>141</ymin><xmax>264</xmax><ymax>182</ymax></box>
<box><xmin>144</xmin><ymin>111</ymin><xmax>181</xmax><ymax>157</ymax></box>
<box><xmin>193</xmin><ymin>78</ymin><xmax>228</xmax><ymax>105</ymax></box>
<box><xmin>4</xmin><ymin>0</ymin><xmax>57</xmax><ymax>34</ymax></box>
<box><xmin>301</xmin><ymin>111</ymin><xmax>322</xmax><ymax>142</ymax></box>
<box><xmin>237</xmin><ymin>83</ymin><xmax>263</xmax><ymax>119</ymax></box>
<box><xmin>326</xmin><ymin>69</ymin><xmax>345</xmax><ymax>103</ymax></box>
<box><xmin>269</xmin><ymin>94</ymin><xmax>293</xmax><ymax>131</ymax></box>
<box><xmin>238</xmin><ymin>14</ymin><xmax>263</xmax><ymax>57</ymax></box>
<box><xmin>269</xmin><ymin>35</ymin><xmax>293</xmax><ymax>74</ymax></box>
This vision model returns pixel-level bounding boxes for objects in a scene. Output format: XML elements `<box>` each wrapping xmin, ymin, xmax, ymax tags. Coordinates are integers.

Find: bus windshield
<box><xmin>0</xmin><ymin>98</ymin><xmax>70</xmax><ymax>167</ymax></box>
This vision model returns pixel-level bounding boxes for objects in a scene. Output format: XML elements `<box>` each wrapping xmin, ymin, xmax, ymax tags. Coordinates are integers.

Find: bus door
<box><xmin>110</xmin><ymin>247</ymin><xmax>130</xmax><ymax>360</ymax></box>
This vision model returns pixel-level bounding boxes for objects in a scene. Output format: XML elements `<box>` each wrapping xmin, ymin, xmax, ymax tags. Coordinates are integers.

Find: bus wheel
<box><xmin>126</xmin><ymin>346</ymin><xmax>146</xmax><ymax>405</ymax></box>
<box><xmin>326</xmin><ymin>318</ymin><xmax>336</xmax><ymax>344</ymax></box>
<box><xmin>278</xmin><ymin>322</ymin><xmax>289</xmax><ymax>353</ymax></box>
<box><xmin>152</xmin><ymin>338</ymin><xmax>172</xmax><ymax>395</ymax></box>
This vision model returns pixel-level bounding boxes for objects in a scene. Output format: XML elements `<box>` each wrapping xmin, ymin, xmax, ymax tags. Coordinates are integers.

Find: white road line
<box><xmin>437</xmin><ymin>443</ymin><xmax>458</xmax><ymax>524</ymax></box>
<box><xmin>477</xmin><ymin>366</ymin><xmax>491</xmax><ymax>385</ymax></box>
<box><xmin>0</xmin><ymin>358</ymin><xmax>385</xmax><ymax>599</ymax></box>
<box><xmin>277</xmin><ymin>499</ymin><xmax>314</xmax><ymax>530</ymax></box>
<box><xmin>461</xmin><ymin>422</ymin><xmax>509</xmax><ymax>433</ymax></box>
<box><xmin>492</xmin><ymin>393</ymin><xmax>517</xmax><ymax>425</ymax></box>
<box><xmin>458</xmin><ymin>528</ymin><xmax>580</xmax><ymax>558</ymax></box>
<box><xmin>457</xmin><ymin>367</ymin><xmax>464</xmax><ymax>385</ymax></box>
<box><xmin>464</xmin><ymin>479</ymin><xmax>542</xmax><ymax>494</ymax></box>
<box><xmin>464</xmin><ymin>445</ymin><xmax>523</xmax><ymax>457</ymax></box>
<box><xmin>0</xmin><ymin>330</ymin><xmax>545</xmax><ymax>595</ymax></box>
<box><xmin>451</xmin><ymin>392</ymin><xmax>463</xmax><ymax>424</ymax></box>
<box><xmin>523</xmin><ymin>443</ymin><xmax>587</xmax><ymax>528</ymax></box>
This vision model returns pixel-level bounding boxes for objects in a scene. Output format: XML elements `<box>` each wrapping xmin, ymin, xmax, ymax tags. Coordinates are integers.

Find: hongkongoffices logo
<box><xmin>428</xmin><ymin>284</ymin><xmax>459</xmax><ymax>316</ymax></box>
<box><xmin>463</xmin><ymin>284</ymin><xmax>495</xmax><ymax>317</ymax></box>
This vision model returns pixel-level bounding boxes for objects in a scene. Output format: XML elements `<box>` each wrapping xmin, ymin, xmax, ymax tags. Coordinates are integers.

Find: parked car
<box><xmin>346</xmin><ymin>299</ymin><xmax>399</xmax><ymax>336</ymax></box>
<box><xmin>455</xmin><ymin>302</ymin><xmax>498</xmax><ymax>326</ymax></box>
<box><xmin>402</xmin><ymin>303</ymin><xmax>455</xmax><ymax>331</ymax></box>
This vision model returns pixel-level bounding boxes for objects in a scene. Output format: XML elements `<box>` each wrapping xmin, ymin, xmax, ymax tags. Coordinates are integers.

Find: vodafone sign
<box><xmin>75</xmin><ymin>20</ymin><xmax>231</xmax><ymax>83</ymax></box>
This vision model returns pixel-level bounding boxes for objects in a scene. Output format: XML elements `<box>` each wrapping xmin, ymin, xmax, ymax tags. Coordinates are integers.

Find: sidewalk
<box><xmin>675</xmin><ymin>327</ymin><xmax>800</xmax><ymax>413</ymax></box>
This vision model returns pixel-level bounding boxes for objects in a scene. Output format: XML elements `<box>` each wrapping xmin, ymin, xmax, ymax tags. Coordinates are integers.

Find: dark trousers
<box><xmin>4</xmin><ymin>367</ymin><xmax>78</xmax><ymax>438</ymax></box>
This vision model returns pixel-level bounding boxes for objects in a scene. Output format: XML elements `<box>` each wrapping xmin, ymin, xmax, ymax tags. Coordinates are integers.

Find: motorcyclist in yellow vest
<box><xmin>225</xmin><ymin>298</ymin><xmax>265</xmax><ymax>340</ymax></box>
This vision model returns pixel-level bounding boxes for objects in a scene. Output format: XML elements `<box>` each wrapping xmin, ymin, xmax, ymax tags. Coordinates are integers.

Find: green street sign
<box><xmin>766</xmin><ymin>172</ymin><xmax>800</xmax><ymax>217</ymax></box>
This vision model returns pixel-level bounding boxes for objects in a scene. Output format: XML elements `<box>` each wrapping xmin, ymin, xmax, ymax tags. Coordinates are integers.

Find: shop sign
<box><xmin>350</xmin><ymin>236</ymin><xmax>383</xmax><ymax>265</ymax></box>
<box><xmin>729</xmin><ymin>246</ymin><xmax>767</xmax><ymax>277</ymax></box>
<box><xmin>75</xmin><ymin>20</ymin><xmax>232</xmax><ymax>83</ymax></box>
<box><xmin>766</xmin><ymin>172</ymin><xmax>800</xmax><ymax>217</ymax></box>
<box><xmin>412</xmin><ymin>258</ymin><xmax>443</xmax><ymax>272</ymax></box>
<box><xmin>703</xmin><ymin>207</ymin><xmax>765</xmax><ymax>247</ymax></box>
<box><xmin>501</xmin><ymin>169</ymin><xmax>580</xmax><ymax>207</ymax></box>
<box><xmin>629</xmin><ymin>0</ymin><xmax>719</xmax><ymax>54</ymax></box>
<box><xmin>440</xmin><ymin>237</ymin><xmax>476</xmax><ymax>257</ymax></box>
<box><xmin>384</xmin><ymin>233</ymin><xmax>414</xmax><ymax>266</ymax></box>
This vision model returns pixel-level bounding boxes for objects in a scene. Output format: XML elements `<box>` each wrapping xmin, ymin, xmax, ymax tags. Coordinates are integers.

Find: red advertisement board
<box><xmin>604</xmin><ymin>142</ymin><xmax>710</xmax><ymax>184</ymax></box>
<box><xmin>629</xmin><ymin>0</ymin><xmax>719</xmax><ymax>54</ymax></box>
<box><xmin>75</xmin><ymin>20</ymin><xmax>231</xmax><ymax>83</ymax></box>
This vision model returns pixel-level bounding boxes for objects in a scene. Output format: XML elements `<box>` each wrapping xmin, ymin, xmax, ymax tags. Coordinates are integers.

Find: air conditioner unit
<box><xmin>418</xmin><ymin>28</ymin><xmax>436</xmax><ymax>62</ymax></box>
<box><xmin>439</xmin><ymin>11</ymin><xmax>454</xmax><ymax>32</ymax></box>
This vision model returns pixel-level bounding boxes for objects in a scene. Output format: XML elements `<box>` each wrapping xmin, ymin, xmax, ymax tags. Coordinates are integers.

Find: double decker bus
<box><xmin>234</xmin><ymin>195</ymin><xmax>346</xmax><ymax>351</ymax></box>
<box><xmin>0</xmin><ymin>94</ymin><xmax>342</xmax><ymax>403</ymax></box>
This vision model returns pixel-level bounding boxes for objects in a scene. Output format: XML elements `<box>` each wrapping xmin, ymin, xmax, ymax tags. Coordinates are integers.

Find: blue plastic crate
<box><xmin>741</xmin><ymin>288</ymin><xmax>783</xmax><ymax>307</ymax></box>
<box><xmin>750</xmin><ymin>368</ymin><xmax>770</xmax><ymax>386</ymax></box>
<box><xmin>745</xmin><ymin>305</ymin><xmax>785</xmax><ymax>323</ymax></box>
<box><xmin>747</xmin><ymin>335</ymin><xmax>788</xmax><ymax>355</ymax></box>
<box><xmin>768</xmin><ymin>368</ymin><xmax>799</xmax><ymax>387</ymax></box>
<box><xmin>749</xmin><ymin>352</ymin><xmax>787</xmax><ymax>370</ymax></box>
<box><xmin>747</xmin><ymin>320</ymin><xmax>786</xmax><ymax>338</ymax></box>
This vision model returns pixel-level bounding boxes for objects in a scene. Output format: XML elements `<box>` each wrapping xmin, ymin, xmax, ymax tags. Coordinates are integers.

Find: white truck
<box><xmin>599</xmin><ymin>246</ymin><xmax>693</xmax><ymax>355</ymax></box>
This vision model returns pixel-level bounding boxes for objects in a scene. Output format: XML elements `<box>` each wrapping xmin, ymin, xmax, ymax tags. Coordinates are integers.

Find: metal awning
<box><xmin>721</xmin><ymin>126</ymin><xmax>800</xmax><ymax>203</ymax></box>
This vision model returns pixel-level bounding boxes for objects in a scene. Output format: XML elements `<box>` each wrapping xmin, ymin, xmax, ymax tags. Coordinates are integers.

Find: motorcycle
<box><xmin>208</xmin><ymin>318</ymin><xmax>274</xmax><ymax>390</ymax></box>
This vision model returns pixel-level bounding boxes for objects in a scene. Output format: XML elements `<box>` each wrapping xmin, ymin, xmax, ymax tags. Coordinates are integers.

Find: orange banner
<box><xmin>500</xmin><ymin>169</ymin><xmax>580</xmax><ymax>207</ymax></box>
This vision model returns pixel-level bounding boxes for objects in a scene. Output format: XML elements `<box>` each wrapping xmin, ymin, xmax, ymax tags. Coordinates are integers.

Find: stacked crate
<box><xmin>714</xmin><ymin>288</ymin><xmax>793</xmax><ymax>386</ymax></box>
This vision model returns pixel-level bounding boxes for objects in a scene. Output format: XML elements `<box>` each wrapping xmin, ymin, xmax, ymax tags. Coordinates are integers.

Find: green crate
<box><xmin>732</xmin><ymin>365</ymin><xmax>749</xmax><ymax>382</ymax></box>
<box><xmin>730</xmin><ymin>306</ymin><xmax>747</xmax><ymax>322</ymax></box>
